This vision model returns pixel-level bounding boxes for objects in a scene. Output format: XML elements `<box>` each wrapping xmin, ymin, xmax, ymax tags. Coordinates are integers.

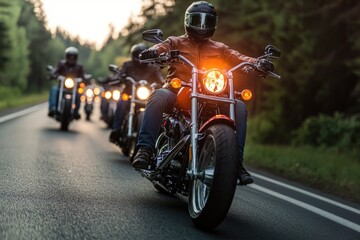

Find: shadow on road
<box><xmin>42</xmin><ymin>127</ymin><xmax>80</xmax><ymax>135</ymax></box>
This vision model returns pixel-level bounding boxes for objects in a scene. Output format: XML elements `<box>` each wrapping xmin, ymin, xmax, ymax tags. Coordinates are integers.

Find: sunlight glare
<box><xmin>40</xmin><ymin>0</ymin><xmax>143</xmax><ymax>49</ymax></box>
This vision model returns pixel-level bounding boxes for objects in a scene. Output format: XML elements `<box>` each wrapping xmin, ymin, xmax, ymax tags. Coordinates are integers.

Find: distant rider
<box><xmin>109</xmin><ymin>43</ymin><xmax>164</xmax><ymax>143</ymax></box>
<box><xmin>48</xmin><ymin>46</ymin><xmax>87</xmax><ymax>119</ymax></box>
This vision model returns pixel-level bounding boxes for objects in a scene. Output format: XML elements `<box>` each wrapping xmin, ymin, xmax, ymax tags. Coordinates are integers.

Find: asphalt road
<box><xmin>0</xmin><ymin>103</ymin><xmax>359</xmax><ymax>240</ymax></box>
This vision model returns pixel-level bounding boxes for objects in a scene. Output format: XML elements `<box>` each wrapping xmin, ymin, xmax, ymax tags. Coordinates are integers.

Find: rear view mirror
<box><xmin>142</xmin><ymin>29</ymin><xmax>163</xmax><ymax>44</ymax></box>
<box><xmin>108</xmin><ymin>64</ymin><xmax>119</xmax><ymax>73</ymax></box>
<box><xmin>47</xmin><ymin>65</ymin><xmax>53</xmax><ymax>71</ymax></box>
<box><xmin>265</xmin><ymin>45</ymin><xmax>281</xmax><ymax>59</ymax></box>
<box><xmin>84</xmin><ymin>73</ymin><xmax>92</xmax><ymax>80</ymax></box>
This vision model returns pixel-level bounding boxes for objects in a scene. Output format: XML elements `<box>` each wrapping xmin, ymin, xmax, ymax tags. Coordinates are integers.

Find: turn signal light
<box><xmin>241</xmin><ymin>89</ymin><xmax>252</xmax><ymax>101</ymax></box>
<box><xmin>122</xmin><ymin>93</ymin><xmax>129</xmax><ymax>101</ymax></box>
<box><xmin>170</xmin><ymin>78</ymin><xmax>182</xmax><ymax>89</ymax></box>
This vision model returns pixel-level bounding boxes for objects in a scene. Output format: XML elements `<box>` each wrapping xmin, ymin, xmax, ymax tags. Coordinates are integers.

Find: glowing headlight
<box><xmin>136</xmin><ymin>86</ymin><xmax>151</xmax><ymax>100</ymax></box>
<box><xmin>112</xmin><ymin>90</ymin><xmax>121</xmax><ymax>101</ymax></box>
<box><xmin>93</xmin><ymin>87</ymin><xmax>101</xmax><ymax>95</ymax></box>
<box><xmin>86</xmin><ymin>89</ymin><xmax>94</xmax><ymax>97</ymax></box>
<box><xmin>104</xmin><ymin>91</ymin><xmax>112</xmax><ymax>100</ymax></box>
<box><xmin>64</xmin><ymin>78</ymin><xmax>75</xmax><ymax>88</ymax></box>
<box><xmin>202</xmin><ymin>69</ymin><xmax>226</xmax><ymax>94</ymax></box>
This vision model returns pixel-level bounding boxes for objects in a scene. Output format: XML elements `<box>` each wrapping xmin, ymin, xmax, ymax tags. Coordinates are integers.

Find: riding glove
<box><xmin>139</xmin><ymin>49</ymin><xmax>159</xmax><ymax>60</ymax></box>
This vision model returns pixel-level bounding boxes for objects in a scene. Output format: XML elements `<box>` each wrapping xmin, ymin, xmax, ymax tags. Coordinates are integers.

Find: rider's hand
<box><xmin>257</xmin><ymin>59</ymin><xmax>274</xmax><ymax>72</ymax></box>
<box><xmin>139</xmin><ymin>49</ymin><xmax>159</xmax><ymax>60</ymax></box>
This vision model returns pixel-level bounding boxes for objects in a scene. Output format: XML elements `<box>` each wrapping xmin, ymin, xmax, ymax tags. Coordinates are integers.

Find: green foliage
<box><xmin>245</xmin><ymin>143</ymin><xmax>360</xmax><ymax>202</ymax></box>
<box><xmin>0</xmin><ymin>0</ymin><xmax>94</xmax><ymax>93</ymax></box>
<box><xmin>0</xmin><ymin>0</ymin><xmax>30</xmax><ymax>90</ymax></box>
<box><xmin>293</xmin><ymin>113</ymin><xmax>360</xmax><ymax>151</ymax></box>
<box><xmin>0</xmin><ymin>86</ymin><xmax>21</xmax><ymax>100</ymax></box>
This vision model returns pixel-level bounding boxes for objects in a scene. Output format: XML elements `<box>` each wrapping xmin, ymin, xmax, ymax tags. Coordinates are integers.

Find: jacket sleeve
<box><xmin>223</xmin><ymin>45</ymin><xmax>257</xmax><ymax>66</ymax></box>
<box><xmin>152</xmin><ymin>37</ymin><xmax>173</xmax><ymax>54</ymax></box>
<box><xmin>78</xmin><ymin>64</ymin><xmax>85</xmax><ymax>79</ymax></box>
<box><xmin>54</xmin><ymin>61</ymin><xmax>63</xmax><ymax>76</ymax></box>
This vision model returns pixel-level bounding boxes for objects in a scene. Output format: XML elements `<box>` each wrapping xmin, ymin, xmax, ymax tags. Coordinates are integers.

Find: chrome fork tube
<box><xmin>71</xmin><ymin>82</ymin><xmax>77</xmax><ymax>114</ymax></box>
<box><xmin>190</xmin><ymin>69</ymin><xmax>199</xmax><ymax>177</ymax></box>
<box><xmin>228</xmin><ymin>72</ymin><xmax>235</xmax><ymax>120</ymax></box>
<box><xmin>128</xmin><ymin>83</ymin><xmax>136</xmax><ymax>137</ymax></box>
<box><xmin>57</xmin><ymin>79</ymin><xmax>64</xmax><ymax>112</ymax></box>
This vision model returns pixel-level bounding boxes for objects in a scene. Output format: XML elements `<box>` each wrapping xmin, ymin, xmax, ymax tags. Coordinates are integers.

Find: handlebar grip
<box><xmin>267</xmin><ymin>71</ymin><xmax>281</xmax><ymax>79</ymax></box>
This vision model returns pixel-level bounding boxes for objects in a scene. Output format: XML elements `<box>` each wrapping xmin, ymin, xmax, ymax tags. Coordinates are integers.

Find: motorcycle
<box><xmin>108</xmin><ymin>64</ymin><xmax>157</xmax><ymax>160</ymax></box>
<box><xmin>137</xmin><ymin>29</ymin><xmax>281</xmax><ymax>230</ymax></box>
<box><xmin>97</xmin><ymin>78</ymin><xmax>122</xmax><ymax>128</ymax></box>
<box><xmin>78</xmin><ymin>75</ymin><xmax>96</xmax><ymax>121</ymax></box>
<box><xmin>47</xmin><ymin>65</ymin><xmax>85</xmax><ymax>131</ymax></box>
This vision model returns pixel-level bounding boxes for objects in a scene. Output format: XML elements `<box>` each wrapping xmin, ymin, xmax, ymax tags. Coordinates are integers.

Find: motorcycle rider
<box><xmin>132</xmin><ymin>1</ymin><xmax>274</xmax><ymax>185</ymax></box>
<box><xmin>48</xmin><ymin>46</ymin><xmax>86</xmax><ymax>119</ymax></box>
<box><xmin>109</xmin><ymin>43</ymin><xmax>164</xmax><ymax>144</ymax></box>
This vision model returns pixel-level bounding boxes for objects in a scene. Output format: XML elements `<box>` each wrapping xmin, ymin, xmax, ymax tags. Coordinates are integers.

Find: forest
<box><xmin>1</xmin><ymin>0</ymin><xmax>359</xmax><ymax>151</ymax></box>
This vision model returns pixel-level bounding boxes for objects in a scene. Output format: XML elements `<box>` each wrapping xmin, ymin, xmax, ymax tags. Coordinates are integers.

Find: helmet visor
<box><xmin>185</xmin><ymin>12</ymin><xmax>217</xmax><ymax>29</ymax></box>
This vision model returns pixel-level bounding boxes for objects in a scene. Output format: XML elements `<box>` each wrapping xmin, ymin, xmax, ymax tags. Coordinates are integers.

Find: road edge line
<box><xmin>249</xmin><ymin>171</ymin><xmax>360</xmax><ymax>215</ymax></box>
<box><xmin>249</xmin><ymin>184</ymin><xmax>360</xmax><ymax>233</ymax></box>
<box><xmin>0</xmin><ymin>103</ymin><xmax>46</xmax><ymax>123</ymax></box>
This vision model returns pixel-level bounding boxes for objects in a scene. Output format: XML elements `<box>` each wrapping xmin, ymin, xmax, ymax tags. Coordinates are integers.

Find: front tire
<box><xmin>188</xmin><ymin>124</ymin><xmax>239</xmax><ymax>231</ymax></box>
<box><xmin>129</xmin><ymin>111</ymin><xmax>144</xmax><ymax>163</ymax></box>
<box><xmin>60</xmin><ymin>99</ymin><xmax>71</xmax><ymax>131</ymax></box>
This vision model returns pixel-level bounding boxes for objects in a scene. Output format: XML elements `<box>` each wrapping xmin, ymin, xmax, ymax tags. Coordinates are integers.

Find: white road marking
<box><xmin>249</xmin><ymin>184</ymin><xmax>360</xmax><ymax>233</ymax></box>
<box><xmin>0</xmin><ymin>103</ymin><xmax>46</xmax><ymax>123</ymax></box>
<box><xmin>250</xmin><ymin>171</ymin><xmax>360</xmax><ymax>215</ymax></box>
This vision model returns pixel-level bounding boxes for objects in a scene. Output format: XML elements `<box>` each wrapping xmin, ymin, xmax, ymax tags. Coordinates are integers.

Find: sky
<box><xmin>40</xmin><ymin>0</ymin><xmax>143</xmax><ymax>49</ymax></box>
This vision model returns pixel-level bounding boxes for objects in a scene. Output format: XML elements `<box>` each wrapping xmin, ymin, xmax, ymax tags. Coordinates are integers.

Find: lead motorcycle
<box><xmin>47</xmin><ymin>65</ymin><xmax>87</xmax><ymax>131</ymax></box>
<box><xmin>108</xmin><ymin>64</ymin><xmax>157</xmax><ymax>161</ymax></box>
<box><xmin>137</xmin><ymin>29</ymin><xmax>281</xmax><ymax>230</ymax></box>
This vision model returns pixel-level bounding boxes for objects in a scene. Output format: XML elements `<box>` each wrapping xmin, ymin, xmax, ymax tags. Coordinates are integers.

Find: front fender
<box><xmin>199</xmin><ymin>114</ymin><xmax>235</xmax><ymax>133</ymax></box>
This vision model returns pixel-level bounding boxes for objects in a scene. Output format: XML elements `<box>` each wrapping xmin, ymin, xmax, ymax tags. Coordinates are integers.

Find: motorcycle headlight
<box><xmin>202</xmin><ymin>69</ymin><xmax>227</xmax><ymax>94</ymax></box>
<box><xmin>93</xmin><ymin>87</ymin><xmax>101</xmax><ymax>95</ymax></box>
<box><xmin>104</xmin><ymin>90</ymin><xmax>112</xmax><ymax>100</ymax></box>
<box><xmin>136</xmin><ymin>86</ymin><xmax>151</xmax><ymax>100</ymax></box>
<box><xmin>86</xmin><ymin>88</ymin><xmax>94</xmax><ymax>97</ymax></box>
<box><xmin>64</xmin><ymin>78</ymin><xmax>75</xmax><ymax>88</ymax></box>
<box><xmin>112</xmin><ymin>90</ymin><xmax>121</xmax><ymax>101</ymax></box>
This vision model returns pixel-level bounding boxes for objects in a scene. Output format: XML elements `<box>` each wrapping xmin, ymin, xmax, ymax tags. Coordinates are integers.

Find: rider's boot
<box><xmin>237</xmin><ymin>164</ymin><xmax>254</xmax><ymax>185</ymax></box>
<box><xmin>132</xmin><ymin>147</ymin><xmax>154</xmax><ymax>169</ymax></box>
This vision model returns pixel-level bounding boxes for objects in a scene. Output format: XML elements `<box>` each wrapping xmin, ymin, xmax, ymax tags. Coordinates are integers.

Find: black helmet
<box><xmin>65</xmin><ymin>46</ymin><xmax>79</xmax><ymax>65</ymax></box>
<box><xmin>184</xmin><ymin>1</ymin><xmax>217</xmax><ymax>40</ymax></box>
<box><xmin>130</xmin><ymin>43</ymin><xmax>147</xmax><ymax>62</ymax></box>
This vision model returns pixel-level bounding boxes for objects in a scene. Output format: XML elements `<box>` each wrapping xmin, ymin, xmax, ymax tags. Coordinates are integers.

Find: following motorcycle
<box><xmin>108</xmin><ymin>64</ymin><xmax>157</xmax><ymax>160</ymax></box>
<box><xmin>47</xmin><ymin>65</ymin><xmax>87</xmax><ymax>131</ymax></box>
<box><xmin>97</xmin><ymin>77</ymin><xmax>122</xmax><ymax>128</ymax></box>
<box><xmin>78</xmin><ymin>75</ymin><xmax>97</xmax><ymax>121</ymax></box>
<box><xmin>138</xmin><ymin>29</ymin><xmax>281</xmax><ymax>230</ymax></box>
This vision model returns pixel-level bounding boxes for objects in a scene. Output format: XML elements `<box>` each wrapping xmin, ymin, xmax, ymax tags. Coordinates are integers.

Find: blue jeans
<box><xmin>137</xmin><ymin>88</ymin><xmax>247</xmax><ymax>162</ymax></box>
<box><xmin>113</xmin><ymin>100</ymin><xmax>130</xmax><ymax>129</ymax></box>
<box><xmin>48</xmin><ymin>85</ymin><xmax>81</xmax><ymax>114</ymax></box>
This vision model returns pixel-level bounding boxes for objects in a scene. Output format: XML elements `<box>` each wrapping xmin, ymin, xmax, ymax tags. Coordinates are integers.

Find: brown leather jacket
<box><xmin>151</xmin><ymin>34</ymin><xmax>257</xmax><ymax>90</ymax></box>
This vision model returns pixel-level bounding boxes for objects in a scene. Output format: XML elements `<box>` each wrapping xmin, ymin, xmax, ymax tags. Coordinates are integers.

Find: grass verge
<box><xmin>0</xmin><ymin>91</ymin><xmax>48</xmax><ymax>111</ymax></box>
<box><xmin>245</xmin><ymin>143</ymin><xmax>360</xmax><ymax>203</ymax></box>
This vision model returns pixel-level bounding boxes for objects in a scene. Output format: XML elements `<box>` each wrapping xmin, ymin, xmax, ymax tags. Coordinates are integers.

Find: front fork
<box><xmin>187</xmin><ymin>71</ymin><xmax>236</xmax><ymax>180</ymax></box>
<box><xmin>127</xmin><ymin>84</ymin><xmax>136</xmax><ymax>138</ymax></box>
<box><xmin>188</xmin><ymin>70</ymin><xmax>200</xmax><ymax>180</ymax></box>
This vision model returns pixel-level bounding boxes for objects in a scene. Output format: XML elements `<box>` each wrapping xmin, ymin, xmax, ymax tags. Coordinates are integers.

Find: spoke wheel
<box><xmin>188</xmin><ymin>124</ymin><xmax>239</xmax><ymax>231</ymax></box>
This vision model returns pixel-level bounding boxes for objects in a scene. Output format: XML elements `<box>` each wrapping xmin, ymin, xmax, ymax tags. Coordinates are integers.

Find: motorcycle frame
<box><xmin>125</xmin><ymin>76</ymin><xmax>149</xmax><ymax>138</ymax></box>
<box><xmin>177</xmin><ymin>55</ymin><xmax>254</xmax><ymax>180</ymax></box>
<box><xmin>140</xmin><ymin>56</ymin><xmax>256</xmax><ymax>182</ymax></box>
<box><xmin>56</xmin><ymin>76</ymin><xmax>82</xmax><ymax>115</ymax></box>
